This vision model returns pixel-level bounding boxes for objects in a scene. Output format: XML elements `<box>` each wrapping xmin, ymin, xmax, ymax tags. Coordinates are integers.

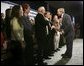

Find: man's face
<box><xmin>26</xmin><ymin>7</ymin><xmax>30</xmax><ymax>14</ymax></box>
<box><xmin>57</xmin><ymin>9</ymin><xmax>63</xmax><ymax>16</ymax></box>
<box><xmin>42</xmin><ymin>7</ymin><xmax>46</xmax><ymax>14</ymax></box>
<box><xmin>46</xmin><ymin>12</ymin><xmax>50</xmax><ymax>18</ymax></box>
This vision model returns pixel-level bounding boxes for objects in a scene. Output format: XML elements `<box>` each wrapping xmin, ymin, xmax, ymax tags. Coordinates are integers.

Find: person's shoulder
<box><xmin>35</xmin><ymin>13</ymin><xmax>39</xmax><ymax>17</ymax></box>
<box><xmin>64</xmin><ymin>13</ymin><xmax>70</xmax><ymax>17</ymax></box>
<box><xmin>64</xmin><ymin>13</ymin><xmax>71</xmax><ymax>19</ymax></box>
<box><xmin>36</xmin><ymin>13</ymin><xmax>43</xmax><ymax>18</ymax></box>
<box><xmin>53</xmin><ymin>15</ymin><xmax>56</xmax><ymax>17</ymax></box>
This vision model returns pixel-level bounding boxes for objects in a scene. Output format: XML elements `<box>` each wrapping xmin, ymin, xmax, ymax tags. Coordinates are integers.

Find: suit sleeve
<box><xmin>38</xmin><ymin>14</ymin><xmax>49</xmax><ymax>26</ymax></box>
<box><xmin>61</xmin><ymin>15</ymin><xmax>72</xmax><ymax>34</ymax></box>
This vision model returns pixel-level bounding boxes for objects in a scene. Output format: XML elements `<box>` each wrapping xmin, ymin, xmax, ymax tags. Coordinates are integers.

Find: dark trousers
<box><xmin>46</xmin><ymin>35</ymin><xmax>52</xmax><ymax>55</ymax></box>
<box><xmin>24</xmin><ymin>32</ymin><xmax>34</xmax><ymax>65</ymax></box>
<box><xmin>36</xmin><ymin>35</ymin><xmax>48</xmax><ymax>63</ymax></box>
<box><xmin>59</xmin><ymin>34</ymin><xmax>65</xmax><ymax>47</ymax></box>
<box><xmin>10</xmin><ymin>40</ymin><xmax>25</xmax><ymax>65</ymax></box>
<box><xmin>49</xmin><ymin>29</ymin><xmax>55</xmax><ymax>52</ymax></box>
<box><xmin>46</xmin><ymin>34</ymin><xmax>54</xmax><ymax>55</ymax></box>
<box><xmin>65</xmin><ymin>32</ymin><xmax>74</xmax><ymax>57</ymax></box>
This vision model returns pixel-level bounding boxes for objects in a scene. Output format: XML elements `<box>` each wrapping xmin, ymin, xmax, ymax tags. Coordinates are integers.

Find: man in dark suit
<box><xmin>22</xmin><ymin>3</ymin><xmax>34</xmax><ymax>65</ymax></box>
<box><xmin>57</xmin><ymin>8</ymin><xmax>74</xmax><ymax>58</ymax></box>
<box><xmin>35</xmin><ymin>6</ymin><xmax>51</xmax><ymax>65</ymax></box>
<box><xmin>44</xmin><ymin>11</ymin><xmax>54</xmax><ymax>56</ymax></box>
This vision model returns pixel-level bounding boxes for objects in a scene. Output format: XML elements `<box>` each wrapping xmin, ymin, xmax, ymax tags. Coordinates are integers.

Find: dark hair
<box><xmin>11</xmin><ymin>5</ymin><xmax>20</xmax><ymax>19</ymax></box>
<box><xmin>5</xmin><ymin>8</ymin><xmax>11</xmax><ymax>18</ymax></box>
<box><xmin>11</xmin><ymin>5</ymin><xmax>22</xmax><ymax>27</ymax></box>
<box><xmin>22</xmin><ymin>3</ymin><xmax>30</xmax><ymax>12</ymax></box>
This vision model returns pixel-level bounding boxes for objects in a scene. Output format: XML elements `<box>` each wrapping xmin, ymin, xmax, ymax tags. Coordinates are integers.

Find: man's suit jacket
<box><xmin>21</xmin><ymin>16</ymin><xmax>33</xmax><ymax>36</ymax></box>
<box><xmin>35</xmin><ymin>13</ymin><xmax>49</xmax><ymax>38</ymax></box>
<box><xmin>61</xmin><ymin>13</ymin><xmax>74</xmax><ymax>36</ymax></box>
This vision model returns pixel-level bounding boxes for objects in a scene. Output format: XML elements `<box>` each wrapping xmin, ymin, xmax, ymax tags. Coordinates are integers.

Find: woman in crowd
<box><xmin>53</xmin><ymin>15</ymin><xmax>63</xmax><ymax>52</ymax></box>
<box><xmin>10</xmin><ymin>5</ymin><xmax>25</xmax><ymax>65</ymax></box>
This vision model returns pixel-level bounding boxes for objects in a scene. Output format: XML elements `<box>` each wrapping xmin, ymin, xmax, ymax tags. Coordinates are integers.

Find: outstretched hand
<box><xmin>51</xmin><ymin>25</ymin><xmax>56</xmax><ymax>30</ymax></box>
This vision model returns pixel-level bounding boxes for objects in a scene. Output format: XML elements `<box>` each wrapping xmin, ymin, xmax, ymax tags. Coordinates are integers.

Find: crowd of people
<box><xmin>1</xmin><ymin>3</ymin><xmax>74</xmax><ymax>65</ymax></box>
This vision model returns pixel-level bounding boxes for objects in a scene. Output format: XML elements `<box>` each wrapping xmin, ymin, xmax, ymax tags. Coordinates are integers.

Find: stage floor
<box><xmin>44</xmin><ymin>39</ymin><xmax>83</xmax><ymax>65</ymax></box>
